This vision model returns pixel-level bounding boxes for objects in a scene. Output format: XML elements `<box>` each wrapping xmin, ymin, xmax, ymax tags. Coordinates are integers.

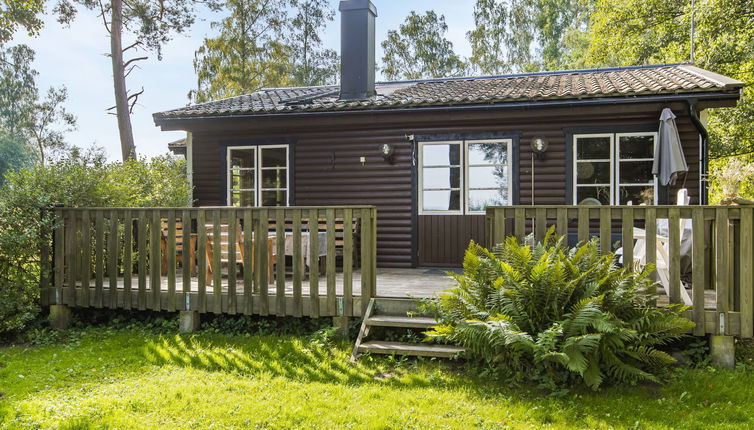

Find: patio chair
<box><xmin>160</xmin><ymin>218</ymin><xmax>196</xmax><ymax>276</ymax></box>
<box><xmin>205</xmin><ymin>221</ymin><xmax>276</xmax><ymax>285</ymax></box>
<box><xmin>631</xmin><ymin>189</ymin><xmax>693</xmax><ymax>305</ymax></box>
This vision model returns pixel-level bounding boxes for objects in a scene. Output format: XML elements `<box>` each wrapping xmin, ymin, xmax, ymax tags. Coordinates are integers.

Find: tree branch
<box><xmin>98</xmin><ymin>0</ymin><xmax>111</xmax><ymax>34</ymax></box>
<box><xmin>123</xmin><ymin>56</ymin><xmax>148</xmax><ymax>69</ymax></box>
<box><xmin>122</xmin><ymin>41</ymin><xmax>141</xmax><ymax>53</ymax></box>
<box><xmin>127</xmin><ymin>87</ymin><xmax>145</xmax><ymax>114</ymax></box>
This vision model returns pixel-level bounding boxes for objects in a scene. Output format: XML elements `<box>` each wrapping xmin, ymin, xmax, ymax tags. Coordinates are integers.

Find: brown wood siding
<box><xmin>187</xmin><ymin>101</ymin><xmax>702</xmax><ymax>268</ymax></box>
<box><xmin>419</xmin><ymin>215</ymin><xmax>486</xmax><ymax>266</ymax></box>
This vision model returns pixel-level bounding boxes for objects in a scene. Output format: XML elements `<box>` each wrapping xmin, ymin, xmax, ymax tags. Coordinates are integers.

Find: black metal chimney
<box><xmin>338</xmin><ymin>0</ymin><xmax>377</xmax><ymax>100</ymax></box>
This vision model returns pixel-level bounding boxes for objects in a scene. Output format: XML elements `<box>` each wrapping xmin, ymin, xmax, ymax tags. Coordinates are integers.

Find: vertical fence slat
<box><xmin>292</xmin><ymin>209</ymin><xmax>303</xmax><ymax>317</ymax></box>
<box><xmin>716</xmin><ymin>208</ymin><xmax>730</xmax><ymax>335</ymax></box>
<box><xmin>645</xmin><ymin>208</ymin><xmax>657</xmax><ymax>303</ymax></box>
<box><xmin>622</xmin><ymin>207</ymin><xmax>634</xmax><ymax>271</ymax></box>
<box><xmin>493</xmin><ymin>207</ymin><xmax>506</xmax><ymax>244</ymax></box>
<box><xmin>243</xmin><ymin>209</ymin><xmax>253</xmax><ymax>315</ymax></box>
<box><xmin>309</xmin><ymin>210</ymin><xmax>320</xmax><ymax>318</ymax></box>
<box><xmin>577</xmin><ymin>207</ymin><xmax>589</xmax><ymax>244</ymax></box>
<box><xmin>599</xmin><ymin>208</ymin><xmax>611</xmax><ymax>255</ymax></box>
<box><xmin>556</xmin><ymin>208</ymin><xmax>567</xmax><ymax>237</ymax></box>
<box><xmin>39</xmin><ymin>208</ymin><xmax>51</xmax><ymax>307</ymax></box>
<box><xmin>65</xmin><ymin>211</ymin><xmax>77</xmax><ymax>306</ymax></box>
<box><xmin>692</xmin><ymin>209</ymin><xmax>706</xmax><ymax>335</ymax></box>
<box><xmin>167</xmin><ymin>210</ymin><xmax>177</xmax><ymax>312</ymax></box>
<box><xmin>668</xmin><ymin>208</ymin><xmax>681</xmax><ymax>304</ymax></box>
<box><xmin>211</xmin><ymin>210</ymin><xmax>222</xmax><ymax>314</ymax></box>
<box><xmin>227</xmin><ymin>209</ymin><xmax>237</xmax><ymax>314</ymax></box>
<box><xmin>342</xmin><ymin>208</ymin><xmax>353</xmax><ymax>317</ymax></box>
<box><xmin>257</xmin><ymin>208</ymin><xmax>270</xmax><ymax>316</ymax></box>
<box><xmin>94</xmin><ymin>210</ymin><xmax>104</xmax><ymax>308</ymax></box>
<box><xmin>514</xmin><ymin>208</ymin><xmax>525</xmax><ymax>240</ymax></box>
<box><xmin>181</xmin><ymin>209</ymin><xmax>191</xmax><ymax>310</ymax></box>
<box><xmin>123</xmin><ymin>210</ymin><xmax>133</xmax><ymax>310</ymax></box>
<box><xmin>137</xmin><ymin>210</ymin><xmax>147</xmax><ymax>310</ymax></box>
<box><xmin>53</xmin><ymin>209</ymin><xmax>65</xmax><ymax>306</ymax></box>
<box><xmin>326</xmin><ymin>208</ymin><xmax>337</xmax><ymax>315</ymax></box>
<box><xmin>150</xmin><ymin>210</ymin><xmax>162</xmax><ymax>310</ymax></box>
<box><xmin>80</xmin><ymin>210</ymin><xmax>91</xmax><ymax>307</ymax></box>
<box><xmin>535</xmin><ymin>208</ymin><xmax>546</xmax><ymax>243</ymax></box>
<box><xmin>740</xmin><ymin>208</ymin><xmax>753</xmax><ymax>338</ymax></box>
<box><xmin>360</xmin><ymin>209</ymin><xmax>374</xmax><ymax>314</ymax></box>
<box><xmin>107</xmin><ymin>210</ymin><xmax>119</xmax><ymax>309</ymax></box>
<box><xmin>197</xmin><ymin>209</ymin><xmax>207</xmax><ymax>313</ymax></box>
<box><xmin>275</xmin><ymin>209</ymin><xmax>286</xmax><ymax>316</ymax></box>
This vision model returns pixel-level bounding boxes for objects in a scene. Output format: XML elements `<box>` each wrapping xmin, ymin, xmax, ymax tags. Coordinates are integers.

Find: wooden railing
<box><xmin>485</xmin><ymin>206</ymin><xmax>754</xmax><ymax>338</ymax></box>
<box><xmin>42</xmin><ymin>206</ymin><xmax>377</xmax><ymax>318</ymax></box>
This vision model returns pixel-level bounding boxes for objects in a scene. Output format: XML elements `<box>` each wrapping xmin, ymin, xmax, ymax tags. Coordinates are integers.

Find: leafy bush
<box><xmin>426</xmin><ymin>229</ymin><xmax>694</xmax><ymax>390</ymax></box>
<box><xmin>0</xmin><ymin>149</ymin><xmax>190</xmax><ymax>339</ymax></box>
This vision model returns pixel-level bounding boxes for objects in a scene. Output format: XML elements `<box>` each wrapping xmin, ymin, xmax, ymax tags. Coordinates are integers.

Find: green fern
<box><xmin>426</xmin><ymin>226</ymin><xmax>694</xmax><ymax>390</ymax></box>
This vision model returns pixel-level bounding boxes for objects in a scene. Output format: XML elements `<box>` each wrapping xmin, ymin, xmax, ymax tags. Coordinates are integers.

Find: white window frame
<box><xmin>465</xmin><ymin>139</ymin><xmax>514</xmax><ymax>214</ymax></box>
<box><xmin>572</xmin><ymin>132</ymin><xmax>658</xmax><ymax>205</ymax></box>
<box><xmin>418</xmin><ymin>139</ymin><xmax>513</xmax><ymax>215</ymax></box>
<box><xmin>226</xmin><ymin>144</ymin><xmax>290</xmax><ymax>207</ymax></box>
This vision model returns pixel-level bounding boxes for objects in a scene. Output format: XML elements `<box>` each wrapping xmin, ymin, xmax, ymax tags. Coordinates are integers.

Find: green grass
<box><xmin>1</xmin><ymin>329</ymin><xmax>754</xmax><ymax>429</ymax></box>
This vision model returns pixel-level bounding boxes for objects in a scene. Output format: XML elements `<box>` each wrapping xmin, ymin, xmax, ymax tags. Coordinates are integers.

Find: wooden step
<box><xmin>358</xmin><ymin>341</ymin><xmax>465</xmax><ymax>358</ymax></box>
<box><xmin>366</xmin><ymin>315</ymin><xmax>437</xmax><ymax>329</ymax></box>
<box><xmin>373</xmin><ymin>297</ymin><xmax>422</xmax><ymax>315</ymax></box>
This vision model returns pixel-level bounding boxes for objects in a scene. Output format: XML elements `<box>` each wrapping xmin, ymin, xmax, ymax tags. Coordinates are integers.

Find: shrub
<box><xmin>426</xmin><ymin>229</ymin><xmax>694</xmax><ymax>390</ymax></box>
<box><xmin>0</xmin><ymin>149</ymin><xmax>190</xmax><ymax>339</ymax></box>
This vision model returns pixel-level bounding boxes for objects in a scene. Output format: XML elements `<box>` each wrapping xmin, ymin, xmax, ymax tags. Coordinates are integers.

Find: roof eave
<box><xmin>153</xmin><ymin>90</ymin><xmax>742</xmax><ymax>130</ymax></box>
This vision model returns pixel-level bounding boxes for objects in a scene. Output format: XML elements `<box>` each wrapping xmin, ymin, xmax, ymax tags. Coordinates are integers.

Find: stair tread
<box><xmin>358</xmin><ymin>340</ymin><xmax>465</xmax><ymax>357</ymax></box>
<box><xmin>366</xmin><ymin>315</ymin><xmax>437</xmax><ymax>328</ymax></box>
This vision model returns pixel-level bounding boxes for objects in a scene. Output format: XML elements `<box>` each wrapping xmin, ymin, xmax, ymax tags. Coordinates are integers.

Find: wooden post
<box><xmin>179</xmin><ymin>310</ymin><xmax>200</xmax><ymax>333</ymax></box>
<box><xmin>49</xmin><ymin>304</ymin><xmax>72</xmax><ymax>330</ymax></box>
<box><xmin>332</xmin><ymin>316</ymin><xmax>350</xmax><ymax>339</ymax></box>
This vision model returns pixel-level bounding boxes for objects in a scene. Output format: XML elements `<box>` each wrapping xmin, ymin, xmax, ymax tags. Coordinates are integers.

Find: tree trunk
<box><xmin>110</xmin><ymin>0</ymin><xmax>137</xmax><ymax>161</ymax></box>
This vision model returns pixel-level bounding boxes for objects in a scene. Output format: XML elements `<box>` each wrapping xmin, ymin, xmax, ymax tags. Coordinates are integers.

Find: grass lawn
<box><xmin>1</xmin><ymin>328</ymin><xmax>753</xmax><ymax>430</ymax></box>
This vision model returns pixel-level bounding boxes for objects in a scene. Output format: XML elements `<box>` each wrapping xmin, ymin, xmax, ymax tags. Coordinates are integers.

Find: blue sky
<box><xmin>13</xmin><ymin>1</ymin><xmax>476</xmax><ymax>161</ymax></box>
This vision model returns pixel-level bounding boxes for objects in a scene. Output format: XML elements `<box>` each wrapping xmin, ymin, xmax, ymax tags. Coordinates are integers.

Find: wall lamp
<box><xmin>530</xmin><ymin>136</ymin><xmax>549</xmax><ymax>159</ymax></box>
<box><xmin>379</xmin><ymin>143</ymin><xmax>395</xmax><ymax>163</ymax></box>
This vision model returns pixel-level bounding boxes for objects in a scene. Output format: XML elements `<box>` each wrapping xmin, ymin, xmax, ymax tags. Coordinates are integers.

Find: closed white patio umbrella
<box><xmin>653</xmin><ymin>108</ymin><xmax>689</xmax><ymax>186</ymax></box>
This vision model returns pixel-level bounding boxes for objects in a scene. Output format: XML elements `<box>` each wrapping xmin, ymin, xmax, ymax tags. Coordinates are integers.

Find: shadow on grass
<box><xmin>142</xmin><ymin>334</ymin><xmax>435</xmax><ymax>387</ymax></box>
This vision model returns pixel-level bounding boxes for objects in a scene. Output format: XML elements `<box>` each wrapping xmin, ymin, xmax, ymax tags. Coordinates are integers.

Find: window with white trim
<box><xmin>419</xmin><ymin>139</ymin><xmax>513</xmax><ymax>214</ymax></box>
<box><xmin>573</xmin><ymin>132</ymin><xmax>657</xmax><ymax>205</ymax></box>
<box><xmin>227</xmin><ymin>145</ymin><xmax>289</xmax><ymax>207</ymax></box>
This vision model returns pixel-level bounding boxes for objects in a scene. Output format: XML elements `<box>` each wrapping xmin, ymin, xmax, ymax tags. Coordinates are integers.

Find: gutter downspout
<box><xmin>687</xmin><ymin>101</ymin><xmax>709</xmax><ymax>205</ymax></box>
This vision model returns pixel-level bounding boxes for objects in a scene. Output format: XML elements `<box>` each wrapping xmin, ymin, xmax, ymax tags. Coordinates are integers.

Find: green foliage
<box><xmin>0</xmin><ymin>44</ymin><xmax>76</xmax><ymax>165</ymax></box>
<box><xmin>582</xmin><ymin>0</ymin><xmax>754</xmax><ymax>159</ymax></box>
<box><xmin>0</xmin><ymin>151</ymin><xmax>190</xmax><ymax>339</ymax></box>
<box><xmin>191</xmin><ymin>0</ymin><xmax>338</xmax><ymax>103</ymax></box>
<box><xmin>0</xmin><ymin>133</ymin><xmax>33</xmax><ymax>185</ymax></box>
<box><xmin>0</xmin><ymin>0</ymin><xmax>45</xmax><ymax>42</ymax></box>
<box><xmin>427</xmin><ymin>229</ymin><xmax>693</xmax><ymax>390</ymax></box>
<box><xmin>381</xmin><ymin>10</ymin><xmax>466</xmax><ymax>80</ymax></box>
<box><xmin>467</xmin><ymin>0</ymin><xmax>589</xmax><ymax>74</ymax></box>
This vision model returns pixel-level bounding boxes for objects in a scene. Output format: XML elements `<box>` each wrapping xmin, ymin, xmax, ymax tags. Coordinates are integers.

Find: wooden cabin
<box><xmin>153</xmin><ymin>1</ymin><xmax>743</xmax><ymax>269</ymax></box>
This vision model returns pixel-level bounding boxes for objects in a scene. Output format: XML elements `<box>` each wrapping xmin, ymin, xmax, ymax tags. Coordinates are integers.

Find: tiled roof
<box><xmin>154</xmin><ymin>64</ymin><xmax>743</xmax><ymax>120</ymax></box>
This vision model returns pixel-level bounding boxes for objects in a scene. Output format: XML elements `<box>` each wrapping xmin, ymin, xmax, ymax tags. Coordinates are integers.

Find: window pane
<box><xmin>619</xmin><ymin>161</ymin><xmax>653</xmax><ymax>184</ymax></box>
<box><xmin>230</xmin><ymin>169</ymin><xmax>254</xmax><ymax>189</ymax></box>
<box><xmin>576</xmin><ymin>136</ymin><xmax>611</xmax><ymax>159</ymax></box>
<box><xmin>261</xmin><ymin>169</ymin><xmax>287</xmax><ymax>189</ymax></box>
<box><xmin>619</xmin><ymin>135</ymin><xmax>654</xmax><ymax>159</ymax></box>
<box><xmin>230</xmin><ymin>191</ymin><xmax>255</xmax><ymax>207</ymax></box>
<box><xmin>261</xmin><ymin>190</ymin><xmax>287</xmax><ymax>206</ymax></box>
<box><xmin>468</xmin><ymin>189</ymin><xmax>508</xmax><ymax>211</ymax></box>
<box><xmin>423</xmin><ymin>167</ymin><xmax>461</xmax><ymax>189</ymax></box>
<box><xmin>230</xmin><ymin>149</ymin><xmax>254</xmax><ymax>168</ymax></box>
<box><xmin>618</xmin><ymin>186</ymin><xmax>654</xmax><ymax>205</ymax></box>
<box><xmin>422</xmin><ymin>190</ymin><xmax>461</xmax><ymax>211</ymax></box>
<box><xmin>468</xmin><ymin>142</ymin><xmax>508</xmax><ymax>165</ymax></box>
<box><xmin>576</xmin><ymin>186</ymin><xmax>611</xmax><ymax>205</ymax></box>
<box><xmin>423</xmin><ymin>144</ymin><xmax>461</xmax><ymax>166</ymax></box>
<box><xmin>261</xmin><ymin>147</ymin><xmax>287</xmax><ymax>168</ymax></box>
<box><xmin>576</xmin><ymin>161</ymin><xmax>610</xmax><ymax>184</ymax></box>
<box><xmin>469</xmin><ymin>165</ymin><xmax>508</xmax><ymax>189</ymax></box>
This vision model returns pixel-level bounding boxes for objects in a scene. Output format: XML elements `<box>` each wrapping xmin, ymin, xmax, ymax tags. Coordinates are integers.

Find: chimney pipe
<box><xmin>339</xmin><ymin>0</ymin><xmax>377</xmax><ymax>100</ymax></box>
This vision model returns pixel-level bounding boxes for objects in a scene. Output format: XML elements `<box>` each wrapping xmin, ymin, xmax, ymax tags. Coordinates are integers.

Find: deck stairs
<box><xmin>351</xmin><ymin>297</ymin><xmax>465</xmax><ymax>360</ymax></box>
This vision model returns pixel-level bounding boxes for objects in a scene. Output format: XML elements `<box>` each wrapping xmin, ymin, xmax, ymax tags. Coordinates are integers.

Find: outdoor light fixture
<box><xmin>530</xmin><ymin>136</ymin><xmax>549</xmax><ymax>158</ymax></box>
<box><xmin>379</xmin><ymin>143</ymin><xmax>395</xmax><ymax>163</ymax></box>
